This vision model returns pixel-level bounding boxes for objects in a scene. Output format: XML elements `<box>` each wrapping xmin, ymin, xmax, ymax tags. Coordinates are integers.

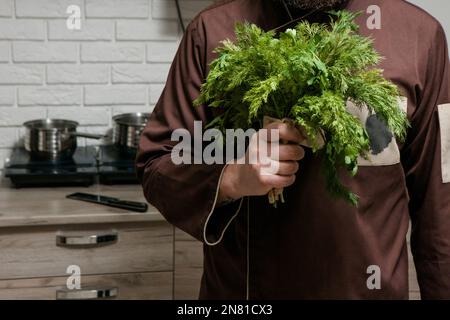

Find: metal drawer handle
<box><xmin>56</xmin><ymin>231</ymin><xmax>118</xmax><ymax>247</ymax></box>
<box><xmin>56</xmin><ymin>287</ymin><xmax>118</xmax><ymax>300</ymax></box>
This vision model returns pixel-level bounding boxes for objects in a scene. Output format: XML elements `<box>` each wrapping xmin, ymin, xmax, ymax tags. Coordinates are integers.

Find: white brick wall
<box><xmin>0</xmin><ymin>0</ymin><xmax>13</xmax><ymax>17</ymax></box>
<box><xmin>0</xmin><ymin>20</ymin><xmax>46</xmax><ymax>40</ymax></box>
<box><xmin>86</xmin><ymin>0</ymin><xmax>149</xmax><ymax>18</ymax></box>
<box><xmin>48</xmin><ymin>20</ymin><xmax>114</xmax><ymax>40</ymax></box>
<box><xmin>13</xmin><ymin>42</ymin><xmax>78</xmax><ymax>62</ymax></box>
<box><xmin>116</xmin><ymin>19</ymin><xmax>179</xmax><ymax>40</ymax></box>
<box><xmin>18</xmin><ymin>86</ymin><xmax>82</xmax><ymax>106</ymax></box>
<box><xmin>0</xmin><ymin>0</ymin><xmax>213</xmax><ymax>170</ymax></box>
<box><xmin>111</xmin><ymin>63</ymin><xmax>171</xmax><ymax>83</ymax></box>
<box><xmin>16</xmin><ymin>0</ymin><xmax>83</xmax><ymax>17</ymax></box>
<box><xmin>85</xmin><ymin>84</ymin><xmax>147</xmax><ymax>105</ymax></box>
<box><xmin>152</xmin><ymin>0</ymin><xmax>212</xmax><ymax>20</ymax></box>
<box><xmin>81</xmin><ymin>43</ymin><xmax>145</xmax><ymax>62</ymax></box>
<box><xmin>0</xmin><ymin>65</ymin><xmax>44</xmax><ymax>84</ymax></box>
<box><xmin>0</xmin><ymin>42</ymin><xmax>10</xmax><ymax>62</ymax></box>
<box><xmin>0</xmin><ymin>87</ymin><xmax>15</xmax><ymax>105</ymax></box>
<box><xmin>47</xmin><ymin>64</ymin><xmax>109</xmax><ymax>84</ymax></box>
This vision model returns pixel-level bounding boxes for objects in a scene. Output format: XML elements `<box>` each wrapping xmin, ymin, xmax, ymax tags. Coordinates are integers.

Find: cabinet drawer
<box><xmin>174</xmin><ymin>228</ymin><xmax>203</xmax><ymax>299</ymax></box>
<box><xmin>0</xmin><ymin>222</ymin><xmax>173</xmax><ymax>280</ymax></box>
<box><xmin>0</xmin><ymin>272</ymin><xmax>172</xmax><ymax>300</ymax></box>
<box><xmin>175</xmin><ymin>236</ymin><xmax>203</xmax><ymax>269</ymax></box>
<box><xmin>174</xmin><ymin>268</ymin><xmax>203</xmax><ymax>300</ymax></box>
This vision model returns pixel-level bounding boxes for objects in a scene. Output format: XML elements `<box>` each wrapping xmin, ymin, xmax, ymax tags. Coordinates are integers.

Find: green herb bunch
<box><xmin>193</xmin><ymin>11</ymin><xmax>409</xmax><ymax>206</ymax></box>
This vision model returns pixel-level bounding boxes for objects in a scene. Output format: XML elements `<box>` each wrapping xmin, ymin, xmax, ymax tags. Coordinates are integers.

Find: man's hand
<box><xmin>218</xmin><ymin>121</ymin><xmax>305</xmax><ymax>202</ymax></box>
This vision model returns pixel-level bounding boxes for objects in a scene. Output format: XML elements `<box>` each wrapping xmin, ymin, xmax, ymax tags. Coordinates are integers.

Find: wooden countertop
<box><xmin>0</xmin><ymin>181</ymin><xmax>164</xmax><ymax>228</ymax></box>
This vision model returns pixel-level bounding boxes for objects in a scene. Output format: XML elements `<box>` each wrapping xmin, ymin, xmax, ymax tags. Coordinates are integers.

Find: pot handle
<box><xmin>67</xmin><ymin>132</ymin><xmax>106</xmax><ymax>139</ymax></box>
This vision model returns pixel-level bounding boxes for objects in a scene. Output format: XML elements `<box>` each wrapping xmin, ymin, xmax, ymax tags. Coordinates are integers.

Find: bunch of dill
<box><xmin>193</xmin><ymin>11</ymin><xmax>409</xmax><ymax>206</ymax></box>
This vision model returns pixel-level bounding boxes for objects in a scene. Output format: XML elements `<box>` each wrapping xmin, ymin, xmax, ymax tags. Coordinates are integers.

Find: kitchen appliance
<box><xmin>112</xmin><ymin>113</ymin><xmax>150</xmax><ymax>154</ymax></box>
<box><xmin>24</xmin><ymin>119</ymin><xmax>104</xmax><ymax>161</ymax></box>
<box><xmin>4</xmin><ymin>146</ymin><xmax>98</xmax><ymax>188</ymax></box>
<box><xmin>66</xmin><ymin>192</ymin><xmax>148</xmax><ymax>212</ymax></box>
<box><xmin>4</xmin><ymin>145</ymin><xmax>142</xmax><ymax>188</ymax></box>
<box><xmin>4</xmin><ymin>113</ymin><xmax>149</xmax><ymax>187</ymax></box>
<box><xmin>97</xmin><ymin>144</ymin><xmax>139</xmax><ymax>185</ymax></box>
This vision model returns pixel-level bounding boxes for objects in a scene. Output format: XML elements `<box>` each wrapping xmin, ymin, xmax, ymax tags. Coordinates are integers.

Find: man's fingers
<box><xmin>264</xmin><ymin>122</ymin><xmax>305</xmax><ymax>144</ymax></box>
<box><xmin>277</xmin><ymin>161</ymin><xmax>299</xmax><ymax>176</ymax></box>
<box><xmin>278</xmin><ymin>122</ymin><xmax>304</xmax><ymax>144</ymax></box>
<box><xmin>276</xmin><ymin>144</ymin><xmax>305</xmax><ymax>161</ymax></box>
<box><xmin>262</xmin><ymin>160</ymin><xmax>299</xmax><ymax>176</ymax></box>
<box><xmin>260</xmin><ymin>174</ymin><xmax>296</xmax><ymax>190</ymax></box>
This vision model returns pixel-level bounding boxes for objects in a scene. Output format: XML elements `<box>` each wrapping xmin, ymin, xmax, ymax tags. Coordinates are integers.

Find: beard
<box><xmin>275</xmin><ymin>0</ymin><xmax>346</xmax><ymax>10</ymax></box>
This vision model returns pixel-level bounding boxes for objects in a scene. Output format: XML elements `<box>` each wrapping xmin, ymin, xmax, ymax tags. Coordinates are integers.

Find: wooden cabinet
<box><xmin>0</xmin><ymin>222</ymin><xmax>173</xmax><ymax>279</ymax></box>
<box><xmin>0</xmin><ymin>184</ymin><xmax>208</xmax><ymax>300</ymax></box>
<box><xmin>0</xmin><ymin>221</ymin><xmax>174</xmax><ymax>299</ymax></box>
<box><xmin>174</xmin><ymin>228</ymin><xmax>203</xmax><ymax>299</ymax></box>
<box><xmin>0</xmin><ymin>272</ymin><xmax>173</xmax><ymax>300</ymax></box>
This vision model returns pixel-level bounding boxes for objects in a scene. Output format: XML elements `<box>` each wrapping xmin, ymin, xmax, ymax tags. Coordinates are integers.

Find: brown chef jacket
<box><xmin>136</xmin><ymin>0</ymin><xmax>450</xmax><ymax>299</ymax></box>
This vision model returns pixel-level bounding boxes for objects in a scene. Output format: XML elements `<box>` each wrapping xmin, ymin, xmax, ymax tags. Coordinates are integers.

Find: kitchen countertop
<box><xmin>0</xmin><ymin>181</ymin><xmax>164</xmax><ymax>228</ymax></box>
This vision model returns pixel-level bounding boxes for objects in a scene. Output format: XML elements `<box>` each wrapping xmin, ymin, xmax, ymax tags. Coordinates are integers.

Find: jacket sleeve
<box><xmin>401</xmin><ymin>24</ymin><xmax>450</xmax><ymax>299</ymax></box>
<box><xmin>135</xmin><ymin>17</ymin><xmax>243</xmax><ymax>245</ymax></box>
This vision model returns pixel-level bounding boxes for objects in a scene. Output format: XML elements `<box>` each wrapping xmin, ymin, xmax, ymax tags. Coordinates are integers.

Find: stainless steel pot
<box><xmin>112</xmin><ymin>113</ymin><xmax>150</xmax><ymax>153</ymax></box>
<box><xmin>24</xmin><ymin>119</ymin><xmax>104</xmax><ymax>161</ymax></box>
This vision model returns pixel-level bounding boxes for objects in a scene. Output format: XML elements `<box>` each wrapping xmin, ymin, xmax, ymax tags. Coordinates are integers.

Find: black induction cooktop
<box><xmin>4</xmin><ymin>147</ymin><xmax>98</xmax><ymax>188</ymax></box>
<box><xmin>4</xmin><ymin>145</ymin><xmax>139</xmax><ymax>188</ymax></box>
<box><xmin>97</xmin><ymin>144</ymin><xmax>139</xmax><ymax>185</ymax></box>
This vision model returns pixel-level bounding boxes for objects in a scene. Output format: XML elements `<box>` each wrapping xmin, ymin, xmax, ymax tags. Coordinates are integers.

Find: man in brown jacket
<box><xmin>136</xmin><ymin>0</ymin><xmax>450</xmax><ymax>299</ymax></box>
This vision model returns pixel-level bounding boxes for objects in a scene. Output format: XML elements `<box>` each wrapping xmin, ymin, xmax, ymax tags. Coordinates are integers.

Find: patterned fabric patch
<box><xmin>438</xmin><ymin>103</ymin><xmax>450</xmax><ymax>183</ymax></box>
<box><xmin>346</xmin><ymin>97</ymin><xmax>407</xmax><ymax>167</ymax></box>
